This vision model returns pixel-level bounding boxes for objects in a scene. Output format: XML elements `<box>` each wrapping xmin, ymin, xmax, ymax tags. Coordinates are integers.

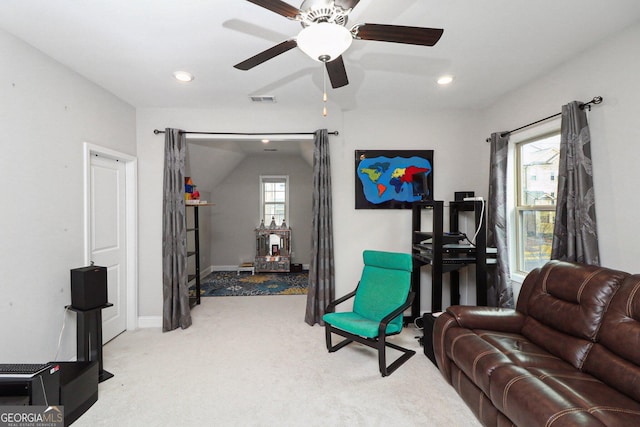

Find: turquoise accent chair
<box><xmin>322</xmin><ymin>250</ymin><xmax>415</xmax><ymax>377</ymax></box>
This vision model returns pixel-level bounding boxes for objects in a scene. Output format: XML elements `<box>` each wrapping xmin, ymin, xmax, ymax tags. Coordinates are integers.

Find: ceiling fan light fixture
<box><xmin>297</xmin><ymin>22</ymin><xmax>353</xmax><ymax>62</ymax></box>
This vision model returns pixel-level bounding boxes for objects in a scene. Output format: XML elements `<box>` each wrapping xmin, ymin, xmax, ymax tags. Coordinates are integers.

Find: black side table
<box><xmin>66</xmin><ymin>304</ymin><xmax>114</xmax><ymax>382</ymax></box>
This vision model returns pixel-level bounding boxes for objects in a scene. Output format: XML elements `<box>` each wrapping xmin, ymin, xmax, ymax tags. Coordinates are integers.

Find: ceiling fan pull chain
<box><xmin>322</xmin><ymin>64</ymin><xmax>328</xmax><ymax>117</ymax></box>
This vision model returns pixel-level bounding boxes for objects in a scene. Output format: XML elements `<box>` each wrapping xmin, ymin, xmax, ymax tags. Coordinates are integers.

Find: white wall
<box><xmin>0</xmin><ymin>29</ymin><xmax>136</xmax><ymax>361</ymax></box>
<box><xmin>483</xmin><ymin>21</ymin><xmax>640</xmax><ymax>283</ymax></box>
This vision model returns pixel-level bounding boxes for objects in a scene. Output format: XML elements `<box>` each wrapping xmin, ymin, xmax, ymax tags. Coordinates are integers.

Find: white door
<box><xmin>89</xmin><ymin>154</ymin><xmax>127</xmax><ymax>343</ymax></box>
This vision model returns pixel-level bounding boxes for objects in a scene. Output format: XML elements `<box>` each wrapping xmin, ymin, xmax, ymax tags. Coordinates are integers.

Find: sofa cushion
<box><xmin>491</xmin><ymin>365</ymin><xmax>640</xmax><ymax>427</ymax></box>
<box><xmin>444</xmin><ymin>327</ymin><xmax>514</xmax><ymax>394</ymax></box>
<box><xmin>583</xmin><ymin>275</ymin><xmax>640</xmax><ymax>402</ymax></box>
<box><xmin>521</xmin><ymin>317</ymin><xmax>594</xmax><ymax>370</ymax></box>
<box><xmin>478</xmin><ymin>330</ymin><xmax>574</xmax><ymax>371</ymax></box>
<box><xmin>489</xmin><ymin>365</ymin><xmax>607</xmax><ymax>427</ymax></box>
<box><xmin>443</xmin><ymin>326</ymin><xmax>574</xmax><ymax>396</ymax></box>
<box><xmin>520</xmin><ymin>261</ymin><xmax>628</xmax><ymax>368</ymax></box>
<box><xmin>531</xmin><ymin>368</ymin><xmax>640</xmax><ymax>426</ymax></box>
<box><xmin>450</xmin><ymin>363</ymin><xmax>501</xmax><ymax>427</ymax></box>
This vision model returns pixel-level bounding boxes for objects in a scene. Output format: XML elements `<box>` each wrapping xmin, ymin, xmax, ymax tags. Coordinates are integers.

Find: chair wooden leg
<box><xmin>325</xmin><ymin>325</ymin><xmax>353</xmax><ymax>352</ymax></box>
<box><xmin>380</xmin><ymin>341</ymin><xmax>416</xmax><ymax>377</ymax></box>
<box><xmin>378</xmin><ymin>336</ymin><xmax>388</xmax><ymax>376</ymax></box>
<box><xmin>325</xmin><ymin>324</ymin><xmax>415</xmax><ymax>376</ymax></box>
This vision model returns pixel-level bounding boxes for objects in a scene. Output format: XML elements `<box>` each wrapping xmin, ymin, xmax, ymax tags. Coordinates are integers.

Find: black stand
<box><xmin>66</xmin><ymin>304</ymin><xmax>114</xmax><ymax>383</ymax></box>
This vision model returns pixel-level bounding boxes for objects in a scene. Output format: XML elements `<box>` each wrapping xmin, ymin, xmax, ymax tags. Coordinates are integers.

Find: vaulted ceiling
<box><xmin>2</xmin><ymin>0</ymin><xmax>640</xmax><ymax>114</ymax></box>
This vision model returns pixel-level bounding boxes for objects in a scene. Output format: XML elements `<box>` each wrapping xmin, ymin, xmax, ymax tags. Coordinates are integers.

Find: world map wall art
<box><xmin>355</xmin><ymin>150</ymin><xmax>434</xmax><ymax>209</ymax></box>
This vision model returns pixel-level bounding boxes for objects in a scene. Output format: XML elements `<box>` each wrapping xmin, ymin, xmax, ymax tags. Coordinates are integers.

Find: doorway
<box><xmin>83</xmin><ymin>143</ymin><xmax>138</xmax><ymax>343</ymax></box>
<box><xmin>185</xmin><ymin>136</ymin><xmax>313</xmax><ymax>276</ymax></box>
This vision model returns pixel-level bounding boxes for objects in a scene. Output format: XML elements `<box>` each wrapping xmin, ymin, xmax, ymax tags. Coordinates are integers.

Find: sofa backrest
<box><xmin>518</xmin><ymin>260</ymin><xmax>629</xmax><ymax>369</ymax></box>
<box><xmin>583</xmin><ymin>274</ymin><xmax>640</xmax><ymax>401</ymax></box>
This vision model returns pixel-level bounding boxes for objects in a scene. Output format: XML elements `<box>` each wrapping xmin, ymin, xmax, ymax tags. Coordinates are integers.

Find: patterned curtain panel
<box><xmin>305</xmin><ymin>129</ymin><xmax>335</xmax><ymax>326</ymax></box>
<box><xmin>487</xmin><ymin>132</ymin><xmax>514</xmax><ymax>308</ymax></box>
<box><xmin>162</xmin><ymin>128</ymin><xmax>192</xmax><ymax>332</ymax></box>
<box><xmin>551</xmin><ymin>102</ymin><xmax>600</xmax><ymax>265</ymax></box>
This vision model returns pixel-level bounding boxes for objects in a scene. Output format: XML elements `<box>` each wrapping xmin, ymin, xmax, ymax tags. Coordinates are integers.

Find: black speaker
<box><xmin>422</xmin><ymin>313</ymin><xmax>438</xmax><ymax>367</ymax></box>
<box><xmin>70</xmin><ymin>266</ymin><xmax>108</xmax><ymax>310</ymax></box>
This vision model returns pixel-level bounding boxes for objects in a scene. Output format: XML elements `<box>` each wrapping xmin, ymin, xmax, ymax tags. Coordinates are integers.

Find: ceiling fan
<box><xmin>234</xmin><ymin>0</ymin><xmax>444</xmax><ymax>89</ymax></box>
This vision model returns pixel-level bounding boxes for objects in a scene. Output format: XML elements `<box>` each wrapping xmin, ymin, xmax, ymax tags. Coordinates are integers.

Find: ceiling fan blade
<box><xmin>334</xmin><ymin>0</ymin><xmax>361</xmax><ymax>10</ymax></box>
<box><xmin>353</xmin><ymin>23</ymin><xmax>444</xmax><ymax>46</ymax></box>
<box><xmin>325</xmin><ymin>56</ymin><xmax>349</xmax><ymax>89</ymax></box>
<box><xmin>234</xmin><ymin>39</ymin><xmax>298</xmax><ymax>70</ymax></box>
<box><xmin>246</xmin><ymin>0</ymin><xmax>301</xmax><ymax>20</ymax></box>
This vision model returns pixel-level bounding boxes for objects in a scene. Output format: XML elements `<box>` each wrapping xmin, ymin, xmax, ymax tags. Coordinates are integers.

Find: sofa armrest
<box><xmin>433</xmin><ymin>307</ymin><xmax>525</xmax><ymax>384</ymax></box>
<box><xmin>445</xmin><ymin>306</ymin><xmax>525</xmax><ymax>333</ymax></box>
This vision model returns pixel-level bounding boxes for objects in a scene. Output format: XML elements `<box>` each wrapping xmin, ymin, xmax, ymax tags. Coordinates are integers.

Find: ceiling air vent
<box><xmin>250</xmin><ymin>95</ymin><xmax>276</xmax><ymax>103</ymax></box>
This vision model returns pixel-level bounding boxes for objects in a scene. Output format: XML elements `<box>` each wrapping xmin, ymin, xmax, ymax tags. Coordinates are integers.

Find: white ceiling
<box><xmin>1</xmin><ymin>0</ymin><xmax>640</xmax><ymax>114</ymax></box>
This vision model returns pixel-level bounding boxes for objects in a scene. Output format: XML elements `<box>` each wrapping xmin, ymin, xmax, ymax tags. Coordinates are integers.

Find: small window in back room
<box><xmin>514</xmin><ymin>131</ymin><xmax>560</xmax><ymax>274</ymax></box>
<box><xmin>260</xmin><ymin>175</ymin><xmax>288</xmax><ymax>226</ymax></box>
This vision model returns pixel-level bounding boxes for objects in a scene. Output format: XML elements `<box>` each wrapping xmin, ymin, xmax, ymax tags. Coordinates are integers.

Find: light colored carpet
<box><xmin>75</xmin><ymin>295</ymin><xmax>481</xmax><ymax>426</ymax></box>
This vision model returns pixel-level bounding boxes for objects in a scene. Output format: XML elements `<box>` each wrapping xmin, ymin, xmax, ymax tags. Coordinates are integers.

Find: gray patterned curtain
<box><xmin>305</xmin><ymin>129</ymin><xmax>335</xmax><ymax>326</ymax></box>
<box><xmin>162</xmin><ymin>128</ymin><xmax>192</xmax><ymax>332</ymax></box>
<box><xmin>551</xmin><ymin>102</ymin><xmax>600</xmax><ymax>265</ymax></box>
<box><xmin>487</xmin><ymin>132</ymin><xmax>514</xmax><ymax>308</ymax></box>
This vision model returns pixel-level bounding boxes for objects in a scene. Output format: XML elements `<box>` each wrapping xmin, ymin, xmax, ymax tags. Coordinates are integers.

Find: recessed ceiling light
<box><xmin>437</xmin><ymin>75</ymin><xmax>454</xmax><ymax>85</ymax></box>
<box><xmin>173</xmin><ymin>71</ymin><xmax>194</xmax><ymax>82</ymax></box>
<box><xmin>261</xmin><ymin>139</ymin><xmax>270</xmax><ymax>144</ymax></box>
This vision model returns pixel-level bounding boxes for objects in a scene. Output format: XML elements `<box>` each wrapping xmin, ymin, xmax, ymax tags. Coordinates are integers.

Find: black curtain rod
<box><xmin>153</xmin><ymin>129</ymin><xmax>339</xmax><ymax>136</ymax></box>
<box><xmin>485</xmin><ymin>96</ymin><xmax>603</xmax><ymax>142</ymax></box>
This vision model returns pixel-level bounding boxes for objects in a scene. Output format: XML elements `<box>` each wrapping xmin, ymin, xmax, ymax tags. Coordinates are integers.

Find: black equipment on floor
<box><xmin>0</xmin><ymin>363</ymin><xmax>60</xmax><ymax>406</ymax></box>
<box><xmin>56</xmin><ymin>361</ymin><xmax>99</xmax><ymax>426</ymax></box>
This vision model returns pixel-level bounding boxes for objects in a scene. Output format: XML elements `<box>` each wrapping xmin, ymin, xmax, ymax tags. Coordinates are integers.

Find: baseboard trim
<box><xmin>188</xmin><ymin>265</ymin><xmax>213</xmax><ymax>286</ymax></box>
<box><xmin>138</xmin><ymin>316</ymin><xmax>162</xmax><ymax>328</ymax></box>
<box><xmin>210</xmin><ymin>265</ymin><xmax>240</xmax><ymax>272</ymax></box>
<box><xmin>209</xmin><ymin>264</ymin><xmax>310</xmax><ymax>272</ymax></box>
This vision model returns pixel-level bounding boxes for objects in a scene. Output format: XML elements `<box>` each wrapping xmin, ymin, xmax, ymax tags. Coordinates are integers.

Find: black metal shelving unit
<box><xmin>410</xmin><ymin>200</ymin><xmax>496</xmax><ymax>320</ymax></box>
<box><xmin>448</xmin><ymin>200</ymin><xmax>495</xmax><ymax>307</ymax></box>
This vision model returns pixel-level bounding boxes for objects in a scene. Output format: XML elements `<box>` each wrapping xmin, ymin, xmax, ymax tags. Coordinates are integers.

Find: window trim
<box><xmin>507</xmin><ymin>119</ymin><xmax>561</xmax><ymax>281</ymax></box>
<box><xmin>259</xmin><ymin>175</ymin><xmax>289</xmax><ymax>226</ymax></box>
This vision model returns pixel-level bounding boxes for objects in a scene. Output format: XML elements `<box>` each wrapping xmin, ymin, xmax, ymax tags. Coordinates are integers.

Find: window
<box><xmin>260</xmin><ymin>176</ymin><xmax>288</xmax><ymax>226</ymax></box>
<box><xmin>514</xmin><ymin>132</ymin><xmax>560</xmax><ymax>274</ymax></box>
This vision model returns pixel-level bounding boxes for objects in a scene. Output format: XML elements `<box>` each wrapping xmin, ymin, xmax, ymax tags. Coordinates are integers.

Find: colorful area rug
<box><xmin>196</xmin><ymin>271</ymin><xmax>308</xmax><ymax>297</ymax></box>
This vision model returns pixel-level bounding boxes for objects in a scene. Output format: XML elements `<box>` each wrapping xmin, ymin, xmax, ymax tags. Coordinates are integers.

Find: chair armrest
<box><xmin>325</xmin><ymin>284</ymin><xmax>359</xmax><ymax>313</ymax></box>
<box><xmin>378</xmin><ymin>292</ymin><xmax>415</xmax><ymax>337</ymax></box>
<box><xmin>445</xmin><ymin>305</ymin><xmax>524</xmax><ymax>333</ymax></box>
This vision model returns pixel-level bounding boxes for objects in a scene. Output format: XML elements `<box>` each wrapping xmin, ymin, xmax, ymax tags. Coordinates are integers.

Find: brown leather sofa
<box><xmin>433</xmin><ymin>260</ymin><xmax>640</xmax><ymax>426</ymax></box>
